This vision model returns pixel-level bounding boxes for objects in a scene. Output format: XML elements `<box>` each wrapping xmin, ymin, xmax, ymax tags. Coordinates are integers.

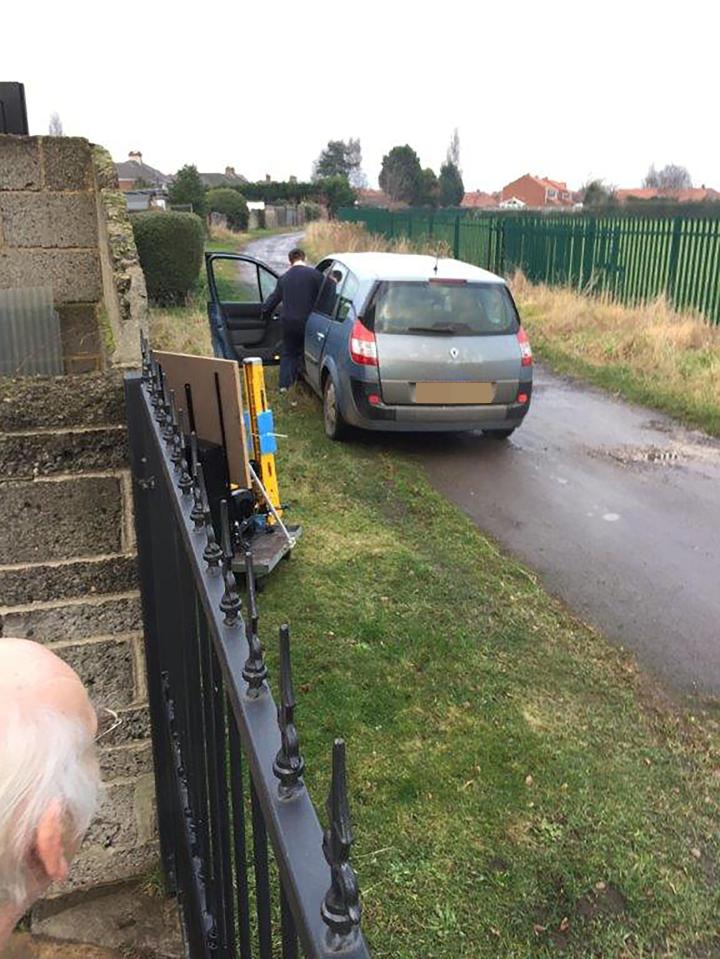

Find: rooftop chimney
<box><xmin>128</xmin><ymin>151</ymin><xmax>143</xmax><ymax>164</ymax></box>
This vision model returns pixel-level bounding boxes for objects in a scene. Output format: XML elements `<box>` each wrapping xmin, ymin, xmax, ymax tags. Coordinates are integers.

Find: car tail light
<box><xmin>350</xmin><ymin>319</ymin><xmax>378</xmax><ymax>366</ymax></box>
<box><xmin>517</xmin><ymin>392</ymin><xmax>528</xmax><ymax>404</ymax></box>
<box><xmin>518</xmin><ymin>327</ymin><xmax>532</xmax><ymax>367</ymax></box>
<box><xmin>368</xmin><ymin>393</ymin><xmax>381</xmax><ymax>406</ymax></box>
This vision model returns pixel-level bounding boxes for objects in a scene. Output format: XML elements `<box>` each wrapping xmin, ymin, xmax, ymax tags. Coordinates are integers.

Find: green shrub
<box><xmin>206</xmin><ymin>188</ymin><xmax>249</xmax><ymax>231</ymax></box>
<box><xmin>132</xmin><ymin>211</ymin><xmax>205</xmax><ymax>305</ymax></box>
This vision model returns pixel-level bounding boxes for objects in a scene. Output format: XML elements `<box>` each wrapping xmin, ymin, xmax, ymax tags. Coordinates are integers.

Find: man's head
<box><xmin>0</xmin><ymin>639</ymin><xmax>100</xmax><ymax>931</ymax></box>
<box><xmin>288</xmin><ymin>248</ymin><xmax>306</xmax><ymax>265</ymax></box>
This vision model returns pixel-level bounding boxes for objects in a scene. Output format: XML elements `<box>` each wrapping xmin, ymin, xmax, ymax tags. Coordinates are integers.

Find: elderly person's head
<box><xmin>0</xmin><ymin>639</ymin><xmax>100</xmax><ymax>945</ymax></box>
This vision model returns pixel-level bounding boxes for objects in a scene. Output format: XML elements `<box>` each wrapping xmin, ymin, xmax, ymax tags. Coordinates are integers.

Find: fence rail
<box><xmin>338</xmin><ymin>208</ymin><xmax>720</xmax><ymax>325</ymax></box>
<box><xmin>125</xmin><ymin>357</ymin><xmax>371</xmax><ymax>959</ymax></box>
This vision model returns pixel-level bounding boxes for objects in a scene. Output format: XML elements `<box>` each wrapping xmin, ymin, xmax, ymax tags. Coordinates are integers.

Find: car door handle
<box><xmin>316</xmin><ymin>332</ymin><xmax>325</xmax><ymax>340</ymax></box>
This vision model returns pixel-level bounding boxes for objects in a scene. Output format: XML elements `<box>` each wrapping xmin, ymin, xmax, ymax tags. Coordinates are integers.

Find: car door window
<box><xmin>336</xmin><ymin>270</ymin><xmax>358</xmax><ymax>322</ymax></box>
<box><xmin>209</xmin><ymin>255</ymin><xmax>276</xmax><ymax>305</ymax></box>
<box><xmin>258</xmin><ymin>264</ymin><xmax>277</xmax><ymax>302</ymax></box>
<box><xmin>314</xmin><ymin>261</ymin><xmax>346</xmax><ymax>317</ymax></box>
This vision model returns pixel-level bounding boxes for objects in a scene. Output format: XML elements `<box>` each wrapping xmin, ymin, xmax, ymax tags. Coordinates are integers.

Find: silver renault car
<box><xmin>304</xmin><ymin>252</ymin><xmax>533</xmax><ymax>440</ymax></box>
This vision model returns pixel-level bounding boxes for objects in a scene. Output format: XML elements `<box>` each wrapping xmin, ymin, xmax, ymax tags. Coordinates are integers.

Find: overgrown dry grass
<box><xmin>304</xmin><ymin>220</ymin><xmax>451</xmax><ymax>261</ymax></box>
<box><xmin>149</xmin><ymin>304</ymin><xmax>212</xmax><ymax>355</ymax></box>
<box><xmin>513</xmin><ymin>274</ymin><xmax>720</xmax><ymax>435</ymax></box>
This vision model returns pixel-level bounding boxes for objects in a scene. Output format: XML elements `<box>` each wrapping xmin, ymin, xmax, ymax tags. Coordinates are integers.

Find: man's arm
<box><xmin>262</xmin><ymin>277</ymin><xmax>283</xmax><ymax>316</ymax></box>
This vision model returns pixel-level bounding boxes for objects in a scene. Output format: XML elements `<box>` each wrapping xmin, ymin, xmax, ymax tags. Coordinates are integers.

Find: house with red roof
<box><xmin>461</xmin><ymin>191</ymin><xmax>499</xmax><ymax>209</ymax></box>
<box><xmin>500</xmin><ymin>174</ymin><xmax>574</xmax><ymax>209</ymax></box>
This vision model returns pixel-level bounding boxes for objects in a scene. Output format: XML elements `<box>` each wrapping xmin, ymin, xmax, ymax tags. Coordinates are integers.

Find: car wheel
<box><xmin>323</xmin><ymin>377</ymin><xmax>348</xmax><ymax>441</ymax></box>
<box><xmin>482</xmin><ymin>428</ymin><xmax>515</xmax><ymax>439</ymax></box>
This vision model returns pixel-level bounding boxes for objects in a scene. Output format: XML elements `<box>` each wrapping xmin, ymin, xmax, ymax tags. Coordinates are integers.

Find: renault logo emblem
<box><xmin>449</xmin><ymin>347</ymin><xmax>459</xmax><ymax>359</ymax></box>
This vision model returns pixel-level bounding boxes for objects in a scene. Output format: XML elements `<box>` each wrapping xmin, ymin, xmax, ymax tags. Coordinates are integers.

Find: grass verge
<box><xmin>254</xmin><ymin>381</ymin><xmax>719</xmax><ymax>959</ymax></box>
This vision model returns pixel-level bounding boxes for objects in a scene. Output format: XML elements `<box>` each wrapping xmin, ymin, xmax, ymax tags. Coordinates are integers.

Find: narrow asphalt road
<box><xmin>246</xmin><ymin>231</ymin><xmax>720</xmax><ymax>699</ymax></box>
<box><xmin>245</xmin><ymin>230</ymin><xmax>304</xmax><ymax>274</ymax></box>
<box><xmin>417</xmin><ymin>372</ymin><xmax>720</xmax><ymax>699</ymax></box>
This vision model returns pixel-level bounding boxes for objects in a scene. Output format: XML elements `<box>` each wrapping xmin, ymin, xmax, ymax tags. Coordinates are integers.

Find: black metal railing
<box><xmin>125</xmin><ymin>358</ymin><xmax>371</xmax><ymax>958</ymax></box>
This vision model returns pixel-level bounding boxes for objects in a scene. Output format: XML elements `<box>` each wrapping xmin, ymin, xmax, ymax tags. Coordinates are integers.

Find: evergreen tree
<box><xmin>379</xmin><ymin>146</ymin><xmax>423</xmax><ymax>204</ymax></box>
<box><xmin>438</xmin><ymin>162</ymin><xmax>464</xmax><ymax>207</ymax></box>
<box><xmin>168</xmin><ymin>165</ymin><xmax>207</xmax><ymax>217</ymax></box>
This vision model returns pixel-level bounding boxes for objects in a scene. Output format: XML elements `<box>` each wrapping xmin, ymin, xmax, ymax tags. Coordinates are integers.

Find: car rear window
<box><xmin>367</xmin><ymin>280</ymin><xmax>519</xmax><ymax>336</ymax></box>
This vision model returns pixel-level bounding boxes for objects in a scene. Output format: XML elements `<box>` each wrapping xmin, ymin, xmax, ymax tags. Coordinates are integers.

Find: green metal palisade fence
<box><xmin>337</xmin><ymin>208</ymin><xmax>720</xmax><ymax>325</ymax></box>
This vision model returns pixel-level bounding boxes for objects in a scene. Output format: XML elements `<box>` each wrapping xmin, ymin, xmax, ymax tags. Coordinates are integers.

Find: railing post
<box><xmin>666</xmin><ymin>215</ymin><xmax>684</xmax><ymax>308</ymax></box>
<box><xmin>453</xmin><ymin>213</ymin><xmax>461</xmax><ymax>259</ymax></box>
<box><xmin>322</xmin><ymin>740</ymin><xmax>362</xmax><ymax>950</ymax></box>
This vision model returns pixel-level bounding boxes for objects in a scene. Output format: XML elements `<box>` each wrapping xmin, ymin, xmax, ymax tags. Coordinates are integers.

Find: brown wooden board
<box><xmin>153</xmin><ymin>351</ymin><xmax>250</xmax><ymax>487</ymax></box>
<box><xmin>414</xmin><ymin>381</ymin><xmax>497</xmax><ymax>405</ymax></box>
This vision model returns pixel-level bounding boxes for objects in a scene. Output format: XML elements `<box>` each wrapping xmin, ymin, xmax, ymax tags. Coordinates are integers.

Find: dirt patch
<box><xmin>575</xmin><ymin>882</ymin><xmax>628</xmax><ymax>922</ymax></box>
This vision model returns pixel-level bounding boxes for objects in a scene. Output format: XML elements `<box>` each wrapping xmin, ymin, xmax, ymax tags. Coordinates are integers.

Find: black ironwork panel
<box><xmin>125</xmin><ymin>364</ymin><xmax>371</xmax><ymax>959</ymax></box>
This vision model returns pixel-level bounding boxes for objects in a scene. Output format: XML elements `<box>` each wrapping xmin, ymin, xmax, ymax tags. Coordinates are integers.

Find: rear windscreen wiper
<box><xmin>406</xmin><ymin>325</ymin><xmax>458</xmax><ymax>335</ymax></box>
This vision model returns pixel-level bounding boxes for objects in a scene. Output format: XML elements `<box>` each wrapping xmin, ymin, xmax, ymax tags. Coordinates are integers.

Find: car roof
<box><xmin>324</xmin><ymin>251</ymin><xmax>506</xmax><ymax>284</ymax></box>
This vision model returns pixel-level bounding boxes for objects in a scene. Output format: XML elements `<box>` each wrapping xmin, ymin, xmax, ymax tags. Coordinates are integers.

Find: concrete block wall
<box><xmin>0</xmin><ymin>135</ymin><xmax>147</xmax><ymax>372</ymax></box>
<box><xmin>0</xmin><ymin>136</ymin><xmax>157</xmax><ymax>900</ymax></box>
<box><xmin>0</xmin><ymin>373</ymin><xmax>158</xmax><ymax>893</ymax></box>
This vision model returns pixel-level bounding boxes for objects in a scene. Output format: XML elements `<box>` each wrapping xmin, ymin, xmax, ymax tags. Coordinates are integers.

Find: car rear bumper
<box><xmin>345</xmin><ymin>378</ymin><xmax>532</xmax><ymax>432</ymax></box>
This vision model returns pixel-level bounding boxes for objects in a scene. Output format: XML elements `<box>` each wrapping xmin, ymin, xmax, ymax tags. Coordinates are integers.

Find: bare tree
<box><xmin>643</xmin><ymin>162</ymin><xmax>691</xmax><ymax>190</ymax></box>
<box><xmin>346</xmin><ymin>137</ymin><xmax>367</xmax><ymax>188</ymax></box>
<box><xmin>446</xmin><ymin>128</ymin><xmax>461</xmax><ymax>173</ymax></box>
<box><xmin>643</xmin><ymin>164</ymin><xmax>659</xmax><ymax>188</ymax></box>
<box><xmin>48</xmin><ymin>112</ymin><xmax>63</xmax><ymax>137</ymax></box>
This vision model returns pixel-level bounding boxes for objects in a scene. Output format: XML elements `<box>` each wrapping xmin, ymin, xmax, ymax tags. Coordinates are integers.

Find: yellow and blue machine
<box><xmin>242</xmin><ymin>357</ymin><xmax>282</xmax><ymax>524</ymax></box>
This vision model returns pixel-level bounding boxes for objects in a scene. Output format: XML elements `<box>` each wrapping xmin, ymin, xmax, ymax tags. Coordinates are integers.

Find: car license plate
<box><xmin>414</xmin><ymin>381</ymin><xmax>496</xmax><ymax>404</ymax></box>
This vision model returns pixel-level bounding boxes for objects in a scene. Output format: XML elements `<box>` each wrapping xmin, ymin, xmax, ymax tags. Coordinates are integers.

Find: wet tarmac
<box><xmin>246</xmin><ymin>231</ymin><xmax>720</xmax><ymax>699</ymax></box>
<box><xmin>401</xmin><ymin>369</ymin><xmax>720</xmax><ymax>698</ymax></box>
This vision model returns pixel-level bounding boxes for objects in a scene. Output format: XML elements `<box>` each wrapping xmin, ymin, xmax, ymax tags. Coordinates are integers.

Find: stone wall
<box><xmin>0</xmin><ymin>135</ymin><xmax>147</xmax><ymax>371</ymax></box>
<box><xmin>0</xmin><ymin>137</ymin><xmax>157</xmax><ymax>898</ymax></box>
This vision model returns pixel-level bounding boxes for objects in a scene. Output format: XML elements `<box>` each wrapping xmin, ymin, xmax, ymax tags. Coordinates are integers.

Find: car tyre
<box><xmin>323</xmin><ymin>377</ymin><xmax>348</xmax><ymax>441</ymax></box>
<box><xmin>482</xmin><ymin>428</ymin><xmax>516</xmax><ymax>439</ymax></box>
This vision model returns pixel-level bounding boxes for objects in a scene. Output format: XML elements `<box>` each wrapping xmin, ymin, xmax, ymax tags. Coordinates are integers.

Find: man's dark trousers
<box><xmin>279</xmin><ymin>319</ymin><xmax>305</xmax><ymax>389</ymax></box>
<box><xmin>262</xmin><ymin>264</ymin><xmax>324</xmax><ymax>389</ymax></box>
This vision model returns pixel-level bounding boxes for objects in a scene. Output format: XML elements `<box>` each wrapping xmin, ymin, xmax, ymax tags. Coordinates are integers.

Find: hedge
<box><xmin>206</xmin><ymin>187</ymin><xmax>249</xmax><ymax>230</ymax></box>
<box><xmin>132</xmin><ymin>211</ymin><xmax>205</xmax><ymax>305</ymax></box>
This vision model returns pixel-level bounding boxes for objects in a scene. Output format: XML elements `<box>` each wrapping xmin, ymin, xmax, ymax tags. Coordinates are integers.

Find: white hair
<box><xmin>0</xmin><ymin>705</ymin><xmax>101</xmax><ymax>906</ymax></box>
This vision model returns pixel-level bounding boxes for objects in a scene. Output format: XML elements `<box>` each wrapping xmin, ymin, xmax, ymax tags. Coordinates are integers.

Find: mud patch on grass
<box><xmin>575</xmin><ymin>882</ymin><xmax>628</xmax><ymax>922</ymax></box>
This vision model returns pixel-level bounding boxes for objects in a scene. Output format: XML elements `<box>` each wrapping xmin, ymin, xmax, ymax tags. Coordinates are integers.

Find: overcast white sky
<box><xmin>5</xmin><ymin>0</ymin><xmax>719</xmax><ymax>191</ymax></box>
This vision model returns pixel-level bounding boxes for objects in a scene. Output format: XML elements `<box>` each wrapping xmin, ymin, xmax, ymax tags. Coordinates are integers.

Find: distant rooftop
<box><xmin>461</xmin><ymin>191</ymin><xmax>499</xmax><ymax>209</ymax></box>
<box><xmin>115</xmin><ymin>151</ymin><xmax>170</xmax><ymax>187</ymax></box>
<box><xmin>616</xmin><ymin>186</ymin><xmax>720</xmax><ymax>203</ymax></box>
<box><xmin>199</xmin><ymin>167</ymin><xmax>247</xmax><ymax>188</ymax></box>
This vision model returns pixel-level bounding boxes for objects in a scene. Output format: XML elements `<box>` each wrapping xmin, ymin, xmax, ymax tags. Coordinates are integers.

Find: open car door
<box><xmin>206</xmin><ymin>252</ymin><xmax>282</xmax><ymax>363</ymax></box>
